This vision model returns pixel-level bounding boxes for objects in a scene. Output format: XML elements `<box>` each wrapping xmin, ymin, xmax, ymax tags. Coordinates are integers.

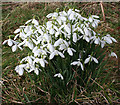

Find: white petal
<box><xmin>101</xmin><ymin>41</ymin><xmax>105</xmax><ymax>48</ymax></box>
<box><xmin>27</xmin><ymin>42</ymin><xmax>34</xmax><ymax>49</ymax></box>
<box><xmin>67</xmin><ymin>48</ymin><xmax>73</xmax><ymax>56</ymax></box>
<box><xmin>24</xmin><ymin>26</ymin><xmax>30</xmax><ymax>33</ymax></box>
<box><xmin>55</xmin><ymin>31</ymin><xmax>60</xmax><ymax>37</ymax></box>
<box><xmin>104</xmin><ymin>36</ymin><xmax>112</xmax><ymax>44</ymax></box>
<box><xmin>89</xmin><ymin>17</ymin><xmax>93</xmax><ymax>22</ymax></box>
<box><xmin>67</xmin><ymin>9</ymin><xmax>72</xmax><ymax>15</ymax></box>
<box><xmin>38</xmin><ymin>28</ymin><xmax>43</xmax><ymax>35</ymax></box>
<box><xmin>8</xmin><ymin>39</ymin><xmax>13</xmax><ymax>46</ymax></box>
<box><xmin>84</xmin><ymin>57</ymin><xmax>90</xmax><ymax>64</ymax></box>
<box><xmin>60</xmin><ymin>74</ymin><xmax>64</xmax><ymax>80</ymax></box>
<box><xmin>75</xmin><ymin>9</ymin><xmax>80</xmax><ymax>12</ymax></box>
<box><xmin>69</xmin><ymin>13</ymin><xmax>75</xmax><ymax>20</ymax></box>
<box><xmin>71</xmin><ymin>61</ymin><xmax>79</xmax><ymax>65</ymax></box>
<box><xmin>40</xmin><ymin>59</ymin><xmax>45</xmax><ymax>67</ymax></box>
<box><xmin>92</xmin><ymin>22</ymin><xmax>96</xmax><ymax>28</ymax></box>
<box><xmin>34</xmin><ymin>69</ymin><xmax>39</xmax><ymax>75</ymax></box>
<box><xmin>49</xmin><ymin>28</ymin><xmax>55</xmax><ymax>35</ymax></box>
<box><xmin>58</xmin><ymin>51</ymin><xmax>65</xmax><ymax>58</ymax></box>
<box><xmin>12</xmin><ymin>44</ymin><xmax>17</xmax><ymax>52</ymax></box>
<box><xmin>110</xmin><ymin>52</ymin><xmax>117</xmax><ymax>58</ymax></box>
<box><xmin>32</xmin><ymin>19</ymin><xmax>39</xmax><ymax>25</ymax></box>
<box><xmin>80</xmin><ymin>63</ymin><xmax>84</xmax><ymax>70</ymax></box>
<box><xmin>49</xmin><ymin>52</ymin><xmax>55</xmax><ymax>60</ymax></box>
<box><xmin>25</xmin><ymin>19</ymin><xmax>32</xmax><ymax>24</ymax></box>
<box><xmin>28</xmin><ymin>56</ymin><xmax>33</xmax><ymax>64</ymax></box>
<box><xmin>3</xmin><ymin>40</ymin><xmax>8</xmax><ymax>45</ymax></box>
<box><xmin>73</xmin><ymin>33</ymin><xmax>77</xmax><ymax>43</ymax></box>
<box><xmin>48</xmin><ymin>44</ymin><xmax>54</xmax><ymax>52</ymax></box>
<box><xmin>46</xmin><ymin>13</ymin><xmax>53</xmax><ymax>18</ymax></box>
<box><xmin>92</xmin><ymin>57</ymin><xmax>98</xmax><ymax>63</ymax></box>
<box><xmin>14</xmin><ymin>29</ymin><xmax>20</xmax><ymax>34</ymax></box>
<box><xmin>60</xmin><ymin>16</ymin><xmax>66</xmax><ymax>21</ymax></box>
<box><xmin>54</xmin><ymin>39</ymin><xmax>62</xmax><ymax>47</ymax></box>
<box><xmin>64</xmin><ymin>25</ymin><xmax>71</xmax><ymax>34</ymax></box>
<box><xmin>14</xmin><ymin>34</ymin><xmax>19</xmax><ymax>40</ymax></box>
<box><xmin>92</xmin><ymin>15</ymin><xmax>99</xmax><ymax>18</ymax></box>
<box><xmin>15</xmin><ymin>66</ymin><xmax>19</xmax><ymax>73</ymax></box>
<box><xmin>111</xmin><ymin>37</ymin><xmax>117</xmax><ymax>43</ymax></box>
<box><xmin>85</xmin><ymin>37</ymin><xmax>90</xmax><ymax>42</ymax></box>
<box><xmin>18</xmin><ymin>68</ymin><xmax>24</xmax><ymax>76</ymax></box>
<box><xmin>54</xmin><ymin>74</ymin><xmax>58</xmax><ymax>77</ymax></box>
<box><xmin>84</xmin><ymin>27</ymin><xmax>89</xmax><ymax>35</ymax></box>
<box><xmin>78</xmin><ymin>28</ymin><xmax>84</xmax><ymax>34</ymax></box>
<box><xmin>94</xmin><ymin>38</ymin><xmax>99</xmax><ymax>44</ymax></box>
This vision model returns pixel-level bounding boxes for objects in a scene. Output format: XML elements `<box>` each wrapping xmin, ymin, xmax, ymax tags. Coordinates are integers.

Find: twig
<box><xmin>37</xmin><ymin>87</ymin><xmax>50</xmax><ymax>103</ymax></box>
<box><xmin>100</xmin><ymin>1</ymin><xmax>105</xmax><ymax>21</ymax></box>
<box><xmin>90</xmin><ymin>78</ymin><xmax>104</xmax><ymax>89</ymax></box>
<box><xmin>99</xmin><ymin>92</ymin><xmax>109</xmax><ymax>104</ymax></box>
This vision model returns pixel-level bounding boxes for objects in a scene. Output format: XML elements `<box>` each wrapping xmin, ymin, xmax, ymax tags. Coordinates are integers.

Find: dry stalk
<box><xmin>90</xmin><ymin>78</ymin><xmax>104</xmax><ymax>90</ymax></box>
<box><xmin>37</xmin><ymin>87</ymin><xmax>50</xmax><ymax>103</ymax></box>
<box><xmin>100</xmin><ymin>1</ymin><xmax>105</xmax><ymax>21</ymax></box>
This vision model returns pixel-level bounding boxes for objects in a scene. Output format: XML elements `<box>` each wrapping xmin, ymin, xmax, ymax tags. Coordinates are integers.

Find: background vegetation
<box><xmin>2</xmin><ymin>2</ymin><xmax>120</xmax><ymax>104</ymax></box>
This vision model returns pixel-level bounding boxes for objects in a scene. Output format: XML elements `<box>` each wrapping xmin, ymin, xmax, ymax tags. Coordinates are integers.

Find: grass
<box><xmin>2</xmin><ymin>2</ymin><xmax>120</xmax><ymax>104</ymax></box>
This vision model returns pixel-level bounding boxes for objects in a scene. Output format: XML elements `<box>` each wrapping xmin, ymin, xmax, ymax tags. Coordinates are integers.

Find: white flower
<box><xmin>54</xmin><ymin>73</ymin><xmax>64</xmax><ymax>80</ymax></box>
<box><xmin>71</xmin><ymin>59</ymin><xmax>84</xmax><ymax>70</ymax></box>
<box><xmin>103</xmin><ymin>34</ymin><xmax>117</xmax><ymax>44</ymax></box>
<box><xmin>3</xmin><ymin>39</ymin><xmax>13</xmax><ymax>46</ymax></box>
<box><xmin>67</xmin><ymin>47</ymin><xmax>76</xmax><ymax>56</ymax></box>
<box><xmin>84</xmin><ymin>55</ymin><xmax>98</xmax><ymax>64</ymax></box>
<box><xmin>109</xmin><ymin>52</ymin><xmax>117</xmax><ymax>58</ymax></box>
<box><xmin>33</xmin><ymin>58</ymin><xmax>48</xmax><ymax>68</ymax></box>
<box><xmin>15</xmin><ymin>64</ymin><xmax>26</xmax><ymax>76</ymax></box>
<box><xmin>18</xmin><ymin>39</ymin><xmax>34</xmax><ymax>50</ymax></box>
<box><xmin>49</xmin><ymin>50</ymin><xmax>65</xmax><ymax>60</ymax></box>
<box><xmin>32</xmin><ymin>19</ymin><xmax>39</xmax><ymax>25</ymax></box>
<box><xmin>91</xmin><ymin>35</ymin><xmax>101</xmax><ymax>45</ymax></box>
<box><xmin>46</xmin><ymin>12</ymin><xmax>58</xmax><ymax>19</ymax></box>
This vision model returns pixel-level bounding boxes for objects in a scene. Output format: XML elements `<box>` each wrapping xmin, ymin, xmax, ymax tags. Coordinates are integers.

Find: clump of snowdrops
<box><xmin>3</xmin><ymin>8</ymin><xmax>117</xmax><ymax>103</ymax></box>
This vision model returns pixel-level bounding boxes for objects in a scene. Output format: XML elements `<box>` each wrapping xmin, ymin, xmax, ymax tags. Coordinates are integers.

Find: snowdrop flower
<box><xmin>91</xmin><ymin>35</ymin><xmax>101</xmax><ymax>45</ymax></box>
<box><xmin>67</xmin><ymin>47</ymin><xmax>76</xmax><ymax>56</ymax></box>
<box><xmin>46</xmin><ymin>12</ymin><xmax>58</xmax><ymax>19</ymax></box>
<box><xmin>3</xmin><ymin>39</ymin><xmax>15</xmax><ymax>46</ymax></box>
<box><xmin>109</xmin><ymin>52</ymin><xmax>117</xmax><ymax>58</ymax></box>
<box><xmin>33</xmin><ymin>58</ymin><xmax>48</xmax><ymax>68</ymax></box>
<box><xmin>54</xmin><ymin>73</ymin><xmax>64</xmax><ymax>80</ymax></box>
<box><xmin>15</xmin><ymin>64</ymin><xmax>26</xmax><ymax>76</ymax></box>
<box><xmin>64</xmin><ymin>24</ymin><xmax>71</xmax><ymax>34</ymax></box>
<box><xmin>71</xmin><ymin>59</ymin><xmax>84</xmax><ymax>70</ymax></box>
<box><xmin>20</xmin><ymin>56</ymin><xmax>34</xmax><ymax>64</ymax></box>
<box><xmin>89</xmin><ymin>15</ymin><xmax>99</xmax><ymax>22</ymax></box>
<box><xmin>32</xmin><ymin>19</ymin><xmax>39</xmax><ymax>25</ymax></box>
<box><xmin>103</xmin><ymin>34</ymin><xmax>117</xmax><ymax>44</ymax></box>
<box><xmin>3</xmin><ymin>8</ymin><xmax>117</xmax><ymax>76</ymax></box>
<box><xmin>84</xmin><ymin>55</ymin><xmax>98</xmax><ymax>64</ymax></box>
<box><xmin>49</xmin><ymin>50</ymin><xmax>65</xmax><ymax>60</ymax></box>
<box><xmin>18</xmin><ymin>39</ymin><xmax>34</xmax><ymax>50</ymax></box>
<box><xmin>54</xmin><ymin>38</ymin><xmax>65</xmax><ymax>47</ymax></box>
